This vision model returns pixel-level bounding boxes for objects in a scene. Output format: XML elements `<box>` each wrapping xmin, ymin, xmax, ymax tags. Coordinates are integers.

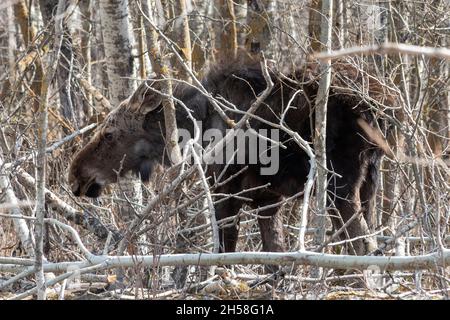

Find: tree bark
<box><xmin>312</xmin><ymin>0</ymin><xmax>333</xmax><ymax>255</ymax></box>
<box><xmin>39</xmin><ymin>0</ymin><xmax>84</xmax><ymax>125</ymax></box>
<box><xmin>78</xmin><ymin>0</ymin><xmax>94</xmax><ymax>118</ymax></box>
<box><xmin>424</xmin><ymin>57</ymin><xmax>448</xmax><ymax>205</ymax></box>
<box><xmin>99</xmin><ymin>0</ymin><xmax>137</xmax><ymax>106</ymax></box>
<box><xmin>217</xmin><ymin>0</ymin><xmax>238</xmax><ymax>62</ymax></box>
<box><xmin>99</xmin><ymin>0</ymin><xmax>142</xmax><ymax>221</ymax></box>
<box><xmin>13</xmin><ymin>0</ymin><xmax>43</xmax><ymax>112</ymax></box>
<box><xmin>381</xmin><ymin>0</ymin><xmax>407</xmax><ymax>231</ymax></box>
<box><xmin>308</xmin><ymin>0</ymin><xmax>322</xmax><ymax>52</ymax></box>
<box><xmin>174</xmin><ymin>0</ymin><xmax>192</xmax><ymax>80</ymax></box>
<box><xmin>141</xmin><ymin>0</ymin><xmax>185</xmax><ymax>287</ymax></box>
<box><xmin>234</xmin><ymin>0</ymin><xmax>248</xmax><ymax>48</ymax></box>
<box><xmin>190</xmin><ymin>0</ymin><xmax>210</xmax><ymax>73</ymax></box>
<box><xmin>141</xmin><ymin>0</ymin><xmax>183</xmax><ymax>165</ymax></box>
<box><xmin>190</xmin><ymin>0</ymin><xmax>211</xmax><ymax>74</ymax></box>
<box><xmin>34</xmin><ymin>0</ymin><xmax>67</xmax><ymax>300</ymax></box>
<box><xmin>246</xmin><ymin>0</ymin><xmax>276</xmax><ymax>58</ymax></box>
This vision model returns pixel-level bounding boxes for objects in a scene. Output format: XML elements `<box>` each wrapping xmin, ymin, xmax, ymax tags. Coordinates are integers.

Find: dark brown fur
<box><xmin>69</xmin><ymin>61</ymin><xmax>397</xmax><ymax>256</ymax></box>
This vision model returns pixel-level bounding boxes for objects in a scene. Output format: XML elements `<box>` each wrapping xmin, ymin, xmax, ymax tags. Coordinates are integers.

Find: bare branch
<box><xmin>314</xmin><ymin>42</ymin><xmax>450</xmax><ymax>61</ymax></box>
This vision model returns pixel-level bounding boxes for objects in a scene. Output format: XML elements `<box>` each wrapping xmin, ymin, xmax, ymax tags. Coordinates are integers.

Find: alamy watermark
<box><xmin>177</xmin><ymin>121</ymin><xmax>281</xmax><ymax>175</ymax></box>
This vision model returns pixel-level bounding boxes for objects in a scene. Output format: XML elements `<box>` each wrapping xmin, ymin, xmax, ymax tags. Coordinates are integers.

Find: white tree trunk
<box><xmin>99</xmin><ymin>0</ymin><xmax>137</xmax><ymax>106</ymax></box>
<box><xmin>310</xmin><ymin>0</ymin><xmax>333</xmax><ymax>278</ymax></box>
<box><xmin>34</xmin><ymin>0</ymin><xmax>67</xmax><ymax>300</ymax></box>
<box><xmin>7</xmin><ymin>5</ymin><xmax>16</xmax><ymax>85</ymax></box>
<box><xmin>99</xmin><ymin>0</ymin><xmax>142</xmax><ymax>221</ymax></box>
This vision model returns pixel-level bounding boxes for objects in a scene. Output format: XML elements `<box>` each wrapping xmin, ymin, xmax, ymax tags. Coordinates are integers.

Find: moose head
<box><xmin>69</xmin><ymin>81</ymin><xmax>166</xmax><ymax>197</ymax></box>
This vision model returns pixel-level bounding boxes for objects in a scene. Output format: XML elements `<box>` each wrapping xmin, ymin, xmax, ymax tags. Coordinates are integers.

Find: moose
<box><xmin>69</xmin><ymin>60</ymin><xmax>396</xmax><ymax>256</ymax></box>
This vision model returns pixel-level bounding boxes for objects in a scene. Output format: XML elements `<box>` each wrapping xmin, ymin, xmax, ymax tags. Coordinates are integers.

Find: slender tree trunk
<box><xmin>7</xmin><ymin>4</ymin><xmax>16</xmax><ymax>85</ymax></box>
<box><xmin>13</xmin><ymin>0</ymin><xmax>43</xmax><ymax>112</ymax></box>
<box><xmin>424</xmin><ymin>1</ymin><xmax>448</xmax><ymax>172</ymax></box>
<box><xmin>138</xmin><ymin>12</ymin><xmax>148</xmax><ymax>79</ymax></box>
<box><xmin>190</xmin><ymin>0</ymin><xmax>210</xmax><ymax>73</ymax></box>
<box><xmin>246</xmin><ymin>0</ymin><xmax>276</xmax><ymax>58</ymax></box>
<box><xmin>141</xmin><ymin>0</ymin><xmax>182</xmax><ymax>165</ymax></box>
<box><xmin>39</xmin><ymin>0</ymin><xmax>83</xmax><ymax>126</ymax></box>
<box><xmin>234</xmin><ymin>0</ymin><xmax>247</xmax><ymax>48</ymax></box>
<box><xmin>129</xmin><ymin>1</ymin><xmax>152</xmax><ymax>79</ymax></box>
<box><xmin>79</xmin><ymin>0</ymin><xmax>94</xmax><ymax>118</ymax></box>
<box><xmin>308</xmin><ymin>0</ymin><xmax>322</xmax><ymax>52</ymax></box>
<box><xmin>310</xmin><ymin>0</ymin><xmax>332</xmax><ymax>279</ymax></box>
<box><xmin>174</xmin><ymin>0</ymin><xmax>192</xmax><ymax>80</ymax></box>
<box><xmin>313</xmin><ymin>0</ymin><xmax>333</xmax><ymax>236</ymax></box>
<box><xmin>99</xmin><ymin>0</ymin><xmax>137</xmax><ymax>106</ymax></box>
<box><xmin>99</xmin><ymin>0</ymin><xmax>142</xmax><ymax>221</ymax></box>
<box><xmin>425</xmin><ymin>58</ymin><xmax>448</xmax><ymax>198</ymax></box>
<box><xmin>161</xmin><ymin>0</ymin><xmax>192</xmax><ymax>80</ymax></box>
<box><xmin>217</xmin><ymin>0</ymin><xmax>237</xmax><ymax>62</ymax></box>
<box><xmin>34</xmin><ymin>0</ymin><xmax>66</xmax><ymax>300</ymax></box>
<box><xmin>0</xmin><ymin>4</ymin><xmax>16</xmax><ymax>99</ymax></box>
<box><xmin>333</xmin><ymin>0</ymin><xmax>345</xmax><ymax>48</ymax></box>
<box><xmin>382</xmin><ymin>0</ymin><xmax>407</xmax><ymax>232</ymax></box>
<box><xmin>141</xmin><ymin>0</ymin><xmax>186</xmax><ymax>287</ymax></box>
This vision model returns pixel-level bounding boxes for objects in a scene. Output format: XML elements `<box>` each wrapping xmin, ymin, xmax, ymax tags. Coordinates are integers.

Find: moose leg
<box><xmin>257</xmin><ymin>208</ymin><xmax>285</xmax><ymax>253</ymax></box>
<box><xmin>254</xmin><ymin>197</ymin><xmax>285</xmax><ymax>274</ymax></box>
<box><xmin>216</xmin><ymin>198</ymin><xmax>242</xmax><ymax>252</ymax></box>
<box><xmin>359</xmin><ymin>154</ymin><xmax>382</xmax><ymax>232</ymax></box>
<box><xmin>328</xmin><ymin>156</ymin><xmax>375</xmax><ymax>256</ymax></box>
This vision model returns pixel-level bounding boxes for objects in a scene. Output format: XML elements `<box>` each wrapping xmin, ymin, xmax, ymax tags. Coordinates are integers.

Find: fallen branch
<box><xmin>0</xmin><ymin>151</ymin><xmax>35</xmax><ymax>257</ymax></box>
<box><xmin>4</xmin><ymin>215</ymin><xmax>448</xmax><ymax>275</ymax></box>
<box><xmin>3</xmin><ymin>249</ymin><xmax>449</xmax><ymax>275</ymax></box>
<box><xmin>2</xmin><ymin>216</ymin><xmax>448</xmax><ymax>273</ymax></box>
<box><xmin>314</xmin><ymin>42</ymin><xmax>450</xmax><ymax>61</ymax></box>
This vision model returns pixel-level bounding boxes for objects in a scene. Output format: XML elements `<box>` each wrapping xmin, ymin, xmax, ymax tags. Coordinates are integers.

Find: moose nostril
<box><xmin>85</xmin><ymin>183</ymin><xmax>102</xmax><ymax>198</ymax></box>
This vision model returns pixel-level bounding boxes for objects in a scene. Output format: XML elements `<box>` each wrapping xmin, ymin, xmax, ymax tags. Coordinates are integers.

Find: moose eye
<box><xmin>104</xmin><ymin>132</ymin><xmax>114</xmax><ymax>141</ymax></box>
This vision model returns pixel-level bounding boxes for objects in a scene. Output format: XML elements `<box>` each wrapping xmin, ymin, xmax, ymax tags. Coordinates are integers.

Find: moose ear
<box><xmin>129</xmin><ymin>80</ymin><xmax>163</xmax><ymax>114</ymax></box>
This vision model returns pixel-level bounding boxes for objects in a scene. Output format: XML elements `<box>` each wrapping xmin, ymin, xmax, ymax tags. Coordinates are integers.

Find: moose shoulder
<box><xmin>69</xmin><ymin>62</ymin><xmax>396</xmax><ymax>256</ymax></box>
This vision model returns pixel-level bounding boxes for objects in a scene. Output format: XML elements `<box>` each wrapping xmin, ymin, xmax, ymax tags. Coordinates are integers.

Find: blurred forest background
<box><xmin>0</xmin><ymin>0</ymin><xmax>449</xmax><ymax>300</ymax></box>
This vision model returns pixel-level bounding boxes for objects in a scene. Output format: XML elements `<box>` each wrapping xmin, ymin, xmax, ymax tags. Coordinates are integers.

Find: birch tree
<box><xmin>39</xmin><ymin>0</ymin><xmax>84</xmax><ymax>125</ymax></box>
<box><xmin>174</xmin><ymin>0</ymin><xmax>192</xmax><ymax>80</ymax></box>
<box><xmin>308</xmin><ymin>0</ymin><xmax>322</xmax><ymax>52</ymax></box>
<box><xmin>246</xmin><ymin>0</ymin><xmax>277</xmax><ymax>58</ymax></box>
<box><xmin>99</xmin><ymin>0</ymin><xmax>137</xmax><ymax>106</ymax></box>
<box><xmin>217</xmin><ymin>0</ymin><xmax>237</xmax><ymax>62</ymax></box>
<box><xmin>381</xmin><ymin>0</ymin><xmax>407</xmax><ymax>232</ymax></box>
<box><xmin>99</xmin><ymin>0</ymin><xmax>142</xmax><ymax>220</ymax></box>
<box><xmin>160</xmin><ymin>0</ymin><xmax>192</xmax><ymax>80</ymax></box>
<box><xmin>140</xmin><ymin>0</ymin><xmax>185</xmax><ymax>287</ymax></box>
<box><xmin>78</xmin><ymin>0</ymin><xmax>93</xmax><ymax>117</ymax></box>
<box><xmin>190</xmin><ymin>0</ymin><xmax>210</xmax><ymax>73</ymax></box>
<box><xmin>33</xmin><ymin>0</ymin><xmax>67</xmax><ymax>300</ymax></box>
<box><xmin>13</xmin><ymin>0</ymin><xmax>43</xmax><ymax>112</ymax></box>
<box><xmin>311</xmin><ymin>0</ymin><xmax>333</xmax><ymax>253</ymax></box>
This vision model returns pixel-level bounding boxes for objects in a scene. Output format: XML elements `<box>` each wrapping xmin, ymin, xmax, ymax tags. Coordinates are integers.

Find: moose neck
<box><xmin>171</xmin><ymin>84</ymin><xmax>210</xmax><ymax>137</ymax></box>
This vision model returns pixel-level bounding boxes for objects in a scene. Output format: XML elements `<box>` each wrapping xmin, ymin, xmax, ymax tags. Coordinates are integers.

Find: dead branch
<box><xmin>15</xmin><ymin>168</ymin><xmax>121</xmax><ymax>242</ymax></box>
<box><xmin>314</xmin><ymin>42</ymin><xmax>450</xmax><ymax>61</ymax></box>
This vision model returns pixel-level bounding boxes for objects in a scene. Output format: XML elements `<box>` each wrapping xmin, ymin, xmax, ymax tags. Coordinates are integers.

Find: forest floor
<box><xmin>1</xmin><ymin>270</ymin><xmax>447</xmax><ymax>300</ymax></box>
